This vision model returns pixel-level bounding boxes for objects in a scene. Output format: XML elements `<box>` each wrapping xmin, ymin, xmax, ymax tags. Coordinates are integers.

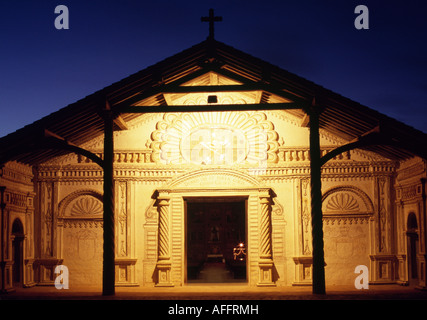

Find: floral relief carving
<box><xmin>150</xmin><ymin>111</ymin><xmax>280</xmax><ymax>165</ymax></box>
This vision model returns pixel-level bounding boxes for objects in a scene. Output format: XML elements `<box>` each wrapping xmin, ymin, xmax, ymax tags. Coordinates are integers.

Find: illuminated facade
<box><xmin>0</xmin><ymin>38</ymin><xmax>426</xmax><ymax>293</ymax></box>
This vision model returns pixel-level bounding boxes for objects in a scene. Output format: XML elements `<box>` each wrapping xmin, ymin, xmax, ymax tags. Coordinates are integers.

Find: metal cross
<box><xmin>201</xmin><ymin>9</ymin><xmax>222</xmax><ymax>39</ymax></box>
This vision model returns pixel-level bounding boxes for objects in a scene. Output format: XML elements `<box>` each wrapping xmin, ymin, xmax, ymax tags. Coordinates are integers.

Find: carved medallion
<box><xmin>151</xmin><ymin>111</ymin><xmax>279</xmax><ymax>165</ymax></box>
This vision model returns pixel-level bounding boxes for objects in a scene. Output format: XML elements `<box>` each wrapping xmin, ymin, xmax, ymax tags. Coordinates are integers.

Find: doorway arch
<box><xmin>11</xmin><ymin>218</ymin><xmax>24</xmax><ymax>286</ymax></box>
<box><xmin>406</xmin><ymin>212</ymin><xmax>418</xmax><ymax>285</ymax></box>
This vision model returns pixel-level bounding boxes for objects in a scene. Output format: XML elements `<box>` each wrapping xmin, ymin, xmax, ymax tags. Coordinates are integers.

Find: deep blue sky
<box><xmin>1</xmin><ymin>1</ymin><xmax>426</xmax><ymax>138</ymax></box>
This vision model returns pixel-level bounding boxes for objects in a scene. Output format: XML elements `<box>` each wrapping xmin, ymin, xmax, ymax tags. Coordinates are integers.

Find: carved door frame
<box><xmin>154</xmin><ymin>185</ymin><xmax>276</xmax><ymax>287</ymax></box>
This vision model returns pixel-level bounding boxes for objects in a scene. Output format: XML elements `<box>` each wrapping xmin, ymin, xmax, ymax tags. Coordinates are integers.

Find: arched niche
<box><xmin>11</xmin><ymin>218</ymin><xmax>25</xmax><ymax>285</ymax></box>
<box><xmin>322</xmin><ymin>186</ymin><xmax>374</xmax><ymax>216</ymax></box>
<box><xmin>58</xmin><ymin>189</ymin><xmax>103</xmax><ymax>219</ymax></box>
<box><xmin>407</xmin><ymin>212</ymin><xmax>418</xmax><ymax>232</ymax></box>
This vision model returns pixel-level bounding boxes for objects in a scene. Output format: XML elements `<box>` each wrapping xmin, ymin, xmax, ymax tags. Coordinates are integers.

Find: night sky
<box><xmin>1</xmin><ymin>1</ymin><xmax>426</xmax><ymax>138</ymax></box>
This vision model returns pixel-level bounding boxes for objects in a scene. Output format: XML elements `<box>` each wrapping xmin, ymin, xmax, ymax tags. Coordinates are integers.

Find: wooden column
<box><xmin>309</xmin><ymin>105</ymin><xmax>326</xmax><ymax>294</ymax></box>
<box><xmin>103</xmin><ymin>105</ymin><xmax>115</xmax><ymax>296</ymax></box>
<box><xmin>0</xmin><ymin>186</ymin><xmax>6</xmax><ymax>292</ymax></box>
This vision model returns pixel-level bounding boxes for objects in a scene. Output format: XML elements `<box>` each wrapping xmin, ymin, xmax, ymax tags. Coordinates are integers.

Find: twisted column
<box><xmin>157</xmin><ymin>197</ymin><xmax>170</xmax><ymax>261</ymax></box>
<box><xmin>258</xmin><ymin>194</ymin><xmax>275</xmax><ymax>286</ymax></box>
<box><xmin>259</xmin><ymin>196</ymin><xmax>272</xmax><ymax>260</ymax></box>
<box><xmin>156</xmin><ymin>195</ymin><xmax>173</xmax><ymax>286</ymax></box>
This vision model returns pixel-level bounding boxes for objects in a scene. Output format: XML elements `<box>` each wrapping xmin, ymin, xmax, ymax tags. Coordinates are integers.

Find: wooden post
<box><xmin>102</xmin><ymin>104</ymin><xmax>115</xmax><ymax>296</ymax></box>
<box><xmin>309</xmin><ymin>104</ymin><xmax>326</xmax><ymax>295</ymax></box>
<box><xmin>0</xmin><ymin>186</ymin><xmax>6</xmax><ymax>293</ymax></box>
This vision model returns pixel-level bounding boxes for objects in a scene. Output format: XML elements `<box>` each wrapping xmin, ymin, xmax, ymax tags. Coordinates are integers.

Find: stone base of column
<box><xmin>155</xmin><ymin>260</ymin><xmax>174</xmax><ymax>287</ymax></box>
<box><xmin>369</xmin><ymin>254</ymin><xmax>397</xmax><ymax>284</ymax></box>
<box><xmin>292</xmin><ymin>256</ymin><xmax>313</xmax><ymax>286</ymax></box>
<box><xmin>257</xmin><ymin>259</ymin><xmax>275</xmax><ymax>287</ymax></box>
<box><xmin>34</xmin><ymin>258</ymin><xmax>63</xmax><ymax>286</ymax></box>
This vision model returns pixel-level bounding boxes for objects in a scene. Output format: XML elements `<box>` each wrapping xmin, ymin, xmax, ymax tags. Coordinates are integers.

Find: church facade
<box><xmin>0</xmin><ymin>38</ymin><xmax>426</xmax><ymax>292</ymax></box>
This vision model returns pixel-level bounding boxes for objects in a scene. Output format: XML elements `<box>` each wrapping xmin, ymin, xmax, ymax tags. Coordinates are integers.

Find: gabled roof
<box><xmin>1</xmin><ymin>38</ymin><xmax>426</xmax><ymax>166</ymax></box>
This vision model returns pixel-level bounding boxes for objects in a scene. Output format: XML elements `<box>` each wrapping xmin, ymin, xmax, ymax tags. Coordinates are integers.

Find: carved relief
<box><xmin>63</xmin><ymin>227</ymin><xmax>103</xmax><ymax>285</ymax></box>
<box><xmin>59</xmin><ymin>190</ymin><xmax>103</xmax><ymax>229</ymax></box>
<box><xmin>326</xmin><ymin>193</ymin><xmax>359</xmax><ymax>212</ymax></box>
<box><xmin>117</xmin><ymin>181</ymin><xmax>128</xmax><ymax>257</ymax></box>
<box><xmin>323</xmin><ymin>223</ymin><xmax>370</xmax><ymax>285</ymax></box>
<box><xmin>300</xmin><ymin>178</ymin><xmax>312</xmax><ymax>255</ymax></box>
<box><xmin>150</xmin><ymin>111</ymin><xmax>279</xmax><ymax>165</ymax></box>
<box><xmin>322</xmin><ymin>186</ymin><xmax>373</xmax><ymax>215</ymax></box>
<box><xmin>376</xmin><ymin>176</ymin><xmax>392</xmax><ymax>253</ymax></box>
<box><xmin>41</xmin><ymin>182</ymin><xmax>54</xmax><ymax>256</ymax></box>
<box><xmin>70</xmin><ymin>197</ymin><xmax>103</xmax><ymax>216</ymax></box>
<box><xmin>59</xmin><ymin>190</ymin><xmax>102</xmax><ymax>215</ymax></box>
<box><xmin>166</xmin><ymin>168</ymin><xmax>261</xmax><ymax>189</ymax></box>
<box><xmin>322</xmin><ymin>186</ymin><xmax>373</xmax><ymax>228</ymax></box>
<box><xmin>60</xmin><ymin>190</ymin><xmax>104</xmax><ymax>286</ymax></box>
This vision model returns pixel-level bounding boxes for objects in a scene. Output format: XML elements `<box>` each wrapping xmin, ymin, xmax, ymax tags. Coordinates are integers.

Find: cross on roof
<box><xmin>201</xmin><ymin>9</ymin><xmax>222</xmax><ymax>39</ymax></box>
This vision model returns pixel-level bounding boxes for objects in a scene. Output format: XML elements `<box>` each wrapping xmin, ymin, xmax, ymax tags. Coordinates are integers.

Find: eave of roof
<box><xmin>0</xmin><ymin>38</ymin><xmax>425</xmax><ymax>166</ymax></box>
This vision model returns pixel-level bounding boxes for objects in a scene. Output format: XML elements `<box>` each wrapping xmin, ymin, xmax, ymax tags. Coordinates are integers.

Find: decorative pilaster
<box><xmin>293</xmin><ymin>178</ymin><xmax>313</xmax><ymax>286</ymax></box>
<box><xmin>156</xmin><ymin>195</ymin><xmax>173</xmax><ymax>286</ymax></box>
<box><xmin>0</xmin><ymin>186</ymin><xmax>13</xmax><ymax>292</ymax></box>
<box><xmin>257</xmin><ymin>195</ymin><xmax>275</xmax><ymax>286</ymax></box>
<box><xmin>370</xmin><ymin>175</ymin><xmax>396</xmax><ymax>284</ymax></box>
<box><xmin>115</xmin><ymin>180</ymin><xmax>138</xmax><ymax>287</ymax></box>
<box><xmin>418</xmin><ymin>178</ymin><xmax>427</xmax><ymax>289</ymax></box>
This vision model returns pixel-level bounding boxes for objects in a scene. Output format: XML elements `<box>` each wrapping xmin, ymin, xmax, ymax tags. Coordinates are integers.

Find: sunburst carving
<box><xmin>151</xmin><ymin>111</ymin><xmax>279</xmax><ymax>165</ymax></box>
<box><xmin>70</xmin><ymin>197</ymin><xmax>103</xmax><ymax>216</ymax></box>
<box><xmin>326</xmin><ymin>193</ymin><xmax>359</xmax><ymax>212</ymax></box>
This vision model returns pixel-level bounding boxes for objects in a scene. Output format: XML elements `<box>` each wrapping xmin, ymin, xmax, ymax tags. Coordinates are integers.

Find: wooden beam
<box><xmin>320</xmin><ymin>126</ymin><xmax>382</xmax><ymax>166</ymax></box>
<box><xmin>44</xmin><ymin>129</ymin><xmax>68</xmax><ymax>142</ymax></box>
<box><xmin>116</xmin><ymin>102</ymin><xmax>303</xmax><ymax>115</ymax></box>
<box><xmin>300</xmin><ymin>113</ymin><xmax>310</xmax><ymax>127</ymax></box>
<box><xmin>111</xmin><ymin>68</ymin><xmax>208</xmax><ymax>108</ymax></box>
<box><xmin>0</xmin><ymin>129</ymin><xmax>104</xmax><ymax>168</ymax></box>
<box><xmin>209</xmin><ymin>66</ymin><xmax>311</xmax><ymax>108</ymax></box>
<box><xmin>160</xmin><ymin>84</ymin><xmax>262</xmax><ymax>94</ymax></box>
<box><xmin>113</xmin><ymin>115</ymin><xmax>129</xmax><ymax>131</ymax></box>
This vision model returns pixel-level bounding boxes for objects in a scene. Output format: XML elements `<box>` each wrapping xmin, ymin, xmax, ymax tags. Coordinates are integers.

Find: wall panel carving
<box><xmin>322</xmin><ymin>185</ymin><xmax>373</xmax><ymax>285</ymax></box>
<box><xmin>150</xmin><ymin>111</ymin><xmax>280</xmax><ymax>165</ymax></box>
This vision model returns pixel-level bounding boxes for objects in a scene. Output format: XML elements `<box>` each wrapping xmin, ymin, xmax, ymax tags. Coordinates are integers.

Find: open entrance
<box><xmin>407</xmin><ymin>212</ymin><xmax>418</xmax><ymax>285</ymax></box>
<box><xmin>186</xmin><ymin>198</ymin><xmax>247</xmax><ymax>283</ymax></box>
<box><xmin>12</xmin><ymin>219</ymin><xmax>24</xmax><ymax>286</ymax></box>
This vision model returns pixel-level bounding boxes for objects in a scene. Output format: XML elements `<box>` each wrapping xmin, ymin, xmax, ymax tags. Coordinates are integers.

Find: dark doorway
<box><xmin>407</xmin><ymin>212</ymin><xmax>418</xmax><ymax>285</ymax></box>
<box><xmin>12</xmin><ymin>219</ymin><xmax>24</xmax><ymax>285</ymax></box>
<box><xmin>186</xmin><ymin>199</ymin><xmax>246</xmax><ymax>283</ymax></box>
